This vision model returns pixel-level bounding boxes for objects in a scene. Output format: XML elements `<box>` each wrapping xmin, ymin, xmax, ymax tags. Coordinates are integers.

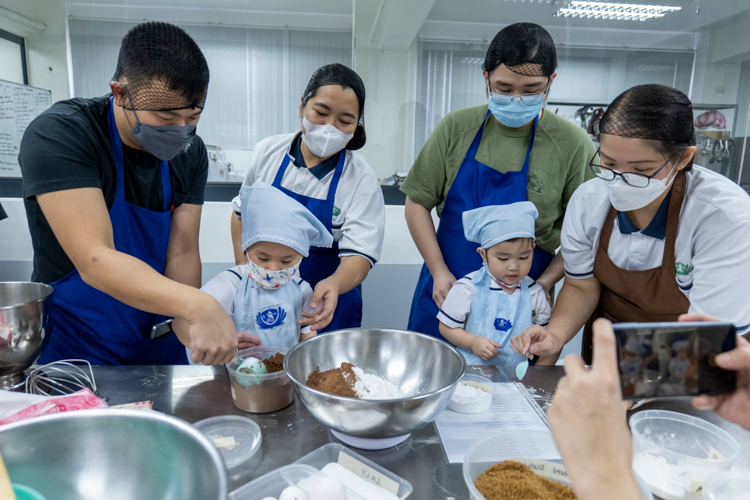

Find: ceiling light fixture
<box><xmin>555</xmin><ymin>1</ymin><xmax>681</xmax><ymax>21</ymax></box>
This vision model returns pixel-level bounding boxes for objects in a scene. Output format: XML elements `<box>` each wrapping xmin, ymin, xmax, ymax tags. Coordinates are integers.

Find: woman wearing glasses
<box><xmin>511</xmin><ymin>84</ymin><xmax>750</xmax><ymax>364</ymax></box>
<box><xmin>401</xmin><ymin>23</ymin><xmax>596</xmax><ymax>340</ymax></box>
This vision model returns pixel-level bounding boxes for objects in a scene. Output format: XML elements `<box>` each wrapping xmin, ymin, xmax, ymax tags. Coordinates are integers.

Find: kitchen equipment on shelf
<box><xmin>0</xmin><ymin>282</ymin><xmax>55</xmax><ymax>391</ymax></box>
<box><xmin>284</xmin><ymin>328</ymin><xmax>465</xmax><ymax>449</ymax></box>
<box><xmin>0</xmin><ymin>409</ymin><xmax>228</xmax><ymax>500</ymax></box>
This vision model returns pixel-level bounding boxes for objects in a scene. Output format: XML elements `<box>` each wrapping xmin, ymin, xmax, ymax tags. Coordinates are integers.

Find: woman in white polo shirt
<box><xmin>511</xmin><ymin>84</ymin><xmax>750</xmax><ymax>364</ymax></box>
<box><xmin>230</xmin><ymin>64</ymin><xmax>385</xmax><ymax>333</ymax></box>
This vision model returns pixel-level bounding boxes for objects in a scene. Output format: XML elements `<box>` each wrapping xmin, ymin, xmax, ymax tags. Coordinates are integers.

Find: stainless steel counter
<box><xmin>93</xmin><ymin>364</ymin><xmax>750</xmax><ymax>499</ymax></box>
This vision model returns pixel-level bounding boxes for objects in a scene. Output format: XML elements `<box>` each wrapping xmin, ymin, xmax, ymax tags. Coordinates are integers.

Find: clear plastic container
<box><xmin>462</xmin><ymin>432</ymin><xmax>574</xmax><ymax>500</ymax></box>
<box><xmin>294</xmin><ymin>443</ymin><xmax>413</xmax><ymax>499</ymax></box>
<box><xmin>702</xmin><ymin>469</ymin><xmax>750</xmax><ymax>500</ymax></box>
<box><xmin>229</xmin><ymin>464</ymin><xmax>365</xmax><ymax>500</ymax></box>
<box><xmin>193</xmin><ymin>415</ymin><xmax>262</xmax><ymax>470</ymax></box>
<box><xmin>629</xmin><ymin>410</ymin><xmax>740</xmax><ymax>500</ymax></box>
<box><xmin>447</xmin><ymin>374</ymin><xmax>494</xmax><ymax>414</ymax></box>
<box><xmin>226</xmin><ymin>347</ymin><xmax>294</xmax><ymax>413</ymax></box>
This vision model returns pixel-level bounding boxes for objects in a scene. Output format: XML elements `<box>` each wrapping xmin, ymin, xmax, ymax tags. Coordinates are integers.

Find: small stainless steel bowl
<box><xmin>284</xmin><ymin>328</ymin><xmax>466</xmax><ymax>438</ymax></box>
<box><xmin>0</xmin><ymin>282</ymin><xmax>55</xmax><ymax>389</ymax></box>
<box><xmin>0</xmin><ymin>409</ymin><xmax>228</xmax><ymax>500</ymax></box>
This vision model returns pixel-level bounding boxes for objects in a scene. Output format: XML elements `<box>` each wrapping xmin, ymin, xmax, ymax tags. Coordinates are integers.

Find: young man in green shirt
<box><xmin>402</xmin><ymin>22</ymin><xmax>595</xmax><ymax>341</ymax></box>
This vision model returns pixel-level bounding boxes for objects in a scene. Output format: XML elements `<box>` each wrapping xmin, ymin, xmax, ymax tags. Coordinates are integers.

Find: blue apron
<box><xmin>407</xmin><ymin>111</ymin><xmax>553</xmax><ymax>340</ymax></box>
<box><xmin>39</xmin><ymin>99</ymin><xmax>187</xmax><ymax>365</ymax></box>
<box><xmin>232</xmin><ymin>274</ymin><xmax>304</xmax><ymax>349</ymax></box>
<box><xmin>271</xmin><ymin>148</ymin><xmax>362</xmax><ymax>332</ymax></box>
<box><xmin>459</xmin><ymin>267</ymin><xmax>530</xmax><ymax>366</ymax></box>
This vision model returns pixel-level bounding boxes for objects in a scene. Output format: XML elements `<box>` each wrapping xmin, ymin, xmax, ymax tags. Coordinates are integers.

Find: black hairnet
<box><xmin>302</xmin><ymin>63</ymin><xmax>366</xmax><ymax>150</ymax></box>
<box><xmin>483</xmin><ymin>23</ymin><xmax>557</xmax><ymax>77</ymax></box>
<box><xmin>600</xmin><ymin>84</ymin><xmax>696</xmax><ymax>147</ymax></box>
<box><xmin>112</xmin><ymin>22</ymin><xmax>209</xmax><ymax>111</ymax></box>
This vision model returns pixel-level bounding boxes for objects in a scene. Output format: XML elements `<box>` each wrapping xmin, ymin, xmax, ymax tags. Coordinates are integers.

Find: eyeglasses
<box><xmin>589</xmin><ymin>148</ymin><xmax>673</xmax><ymax>188</ymax></box>
<box><xmin>488</xmin><ymin>78</ymin><xmax>551</xmax><ymax>108</ymax></box>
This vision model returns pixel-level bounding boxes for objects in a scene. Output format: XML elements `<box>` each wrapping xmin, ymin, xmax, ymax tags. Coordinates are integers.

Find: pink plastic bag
<box><xmin>0</xmin><ymin>388</ymin><xmax>107</xmax><ymax>426</ymax></box>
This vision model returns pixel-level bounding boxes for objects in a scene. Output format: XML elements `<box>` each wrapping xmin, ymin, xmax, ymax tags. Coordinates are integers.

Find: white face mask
<box><xmin>301</xmin><ymin>117</ymin><xmax>353</xmax><ymax>158</ymax></box>
<box><xmin>604</xmin><ymin>167</ymin><xmax>677</xmax><ymax>212</ymax></box>
<box><xmin>246</xmin><ymin>255</ymin><xmax>300</xmax><ymax>289</ymax></box>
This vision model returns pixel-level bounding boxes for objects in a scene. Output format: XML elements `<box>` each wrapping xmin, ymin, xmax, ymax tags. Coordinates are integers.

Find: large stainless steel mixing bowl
<box><xmin>0</xmin><ymin>409</ymin><xmax>228</xmax><ymax>500</ymax></box>
<box><xmin>284</xmin><ymin>328</ymin><xmax>466</xmax><ymax>438</ymax></box>
<box><xmin>0</xmin><ymin>282</ymin><xmax>55</xmax><ymax>389</ymax></box>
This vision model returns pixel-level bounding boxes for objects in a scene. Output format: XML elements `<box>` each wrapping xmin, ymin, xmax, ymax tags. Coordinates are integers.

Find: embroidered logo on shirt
<box><xmin>256</xmin><ymin>307</ymin><xmax>287</xmax><ymax>330</ymax></box>
<box><xmin>528</xmin><ymin>173</ymin><xmax>544</xmax><ymax>195</ymax></box>
<box><xmin>494</xmin><ymin>318</ymin><xmax>513</xmax><ymax>331</ymax></box>
<box><xmin>333</xmin><ymin>206</ymin><xmax>342</xmax><ymax>217</ymax></box>
<box><xmin>675</xmin><ymin>262</ymin><xmax>694</xmax><ymax>276</ymax></box>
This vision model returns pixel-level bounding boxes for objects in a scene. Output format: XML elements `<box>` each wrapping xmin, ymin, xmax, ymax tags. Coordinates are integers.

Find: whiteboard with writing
<box><xmin>0</xmin><ymin>80</ymin><xmax>52</xmax><ymax>178</ymax></box>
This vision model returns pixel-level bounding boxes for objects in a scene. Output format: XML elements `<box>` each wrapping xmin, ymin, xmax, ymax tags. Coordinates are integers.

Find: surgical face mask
<box><xmin>487</xmin><ymin>81</ymin><xmax>548</xmax><ymax>129</ymax></box>
<box><xmin>246</xmin><ymin>255</ymin><xmax>300</xmax><ymax>289</ymax></box>
<box><xmin>301</xmin><ymin>117</ymin><xmax>353</xmax><ymax>158</ymax></box>
<box><xmin>603</xmin><ymin>167</ymin><xmax>677</xmax><ymax>212</ymax></box>
<box><xmin>125</xmin><ymin>108</ymin><xmax>196</xmax><ymax>161</ymax></box>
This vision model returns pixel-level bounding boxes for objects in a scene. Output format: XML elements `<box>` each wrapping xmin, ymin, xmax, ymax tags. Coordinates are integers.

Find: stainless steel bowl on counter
<box><xmin>0</xmin><ymin>282</ymin><xmax>55</xmax><ymax>389</ymax></box>
<box><xmin>0</xmin><ymin>409</ymin><xmax>228</xmax><ymax>500</ymax></box>
<box><xmin>284</xmin><ymin>328</ymin><xmax>466</xmax><ymax>438</ymax></box>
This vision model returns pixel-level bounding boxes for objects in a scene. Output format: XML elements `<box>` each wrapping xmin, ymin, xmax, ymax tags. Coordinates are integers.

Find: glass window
<box><xmin>0</xmin><ymin>29</ymin><xmax>27</xmax><ymax>85</ymax></box>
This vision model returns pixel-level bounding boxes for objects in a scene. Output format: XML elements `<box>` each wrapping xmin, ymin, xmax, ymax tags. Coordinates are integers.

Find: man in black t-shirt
<box><xmin>19</xmin><ymin>22</ymin><xmax>250</xmax><ymax>365</ymax></box>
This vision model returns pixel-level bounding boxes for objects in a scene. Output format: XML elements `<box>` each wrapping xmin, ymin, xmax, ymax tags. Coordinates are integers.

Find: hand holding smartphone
<box><xmin>613</xmin><ymin>322</ymin><xmax>737</xmax><ymax>400</ymax></box>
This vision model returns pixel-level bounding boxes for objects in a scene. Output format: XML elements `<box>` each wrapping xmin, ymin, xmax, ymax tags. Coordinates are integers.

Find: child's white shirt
<box><xmin>201</xmin><ymin>264</ymin><xmax>315</xmax><ymax>334</ymax></box>
<box><xmin>437</xmin><ymin>274</ymin><xmax>551</xmax><ymax>330</ymax></box>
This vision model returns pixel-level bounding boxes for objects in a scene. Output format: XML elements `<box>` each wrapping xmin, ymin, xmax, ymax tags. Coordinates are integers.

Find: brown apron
<box><xmin>582</xmin><ymin>171</ymin><xmax>690</xmax><ymax>364</ymax></box>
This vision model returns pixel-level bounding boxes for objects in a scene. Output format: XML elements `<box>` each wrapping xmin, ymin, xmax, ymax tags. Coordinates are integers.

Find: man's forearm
<box><xmin>164</xmin><ymin>251</ymin><xmax>202</xmax><ymax>288</ymax></box>
<box><xmin>405</xmin><ymin>197</ymin><xmax>448</xmax><ymax>276</ymax></box>
<box><xmin>536</xmin><ymin>251</ymin><xmax>564</xmax><ymax>291</ymax></box>
<box><xmin>79</xmin><ymin>246</ymin><xmax>206</xmax><ymax>321</ymax></box>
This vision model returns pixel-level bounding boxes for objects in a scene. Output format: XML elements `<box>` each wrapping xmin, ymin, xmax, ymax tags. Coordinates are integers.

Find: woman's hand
<box><xmin>680</xmin><ymin>313</ymin><xmax>750</xmax><ymax>432</ymax></box>
<box><xmin>510</xmin><ymin>324</ymin><xmax>563</xmax><ymax>359</ymax></box>
<box><xmin>432</xmin><ymin>269</ymin><xmax>457</xmax><ymax>309</ymax></box>
<box><xmin>471</xmin><ymin>336</ymin><xmax>502</xmax><ymax>361</ymax></box>
<box><xmin>299</xmin><ymin>278</ymin><xmax>340</xmax><ymax>332</ymax></box>
<box><xmin>548</xmin><ymin>319</ymin><xmax>643</xmax><ymax>500</ymax></box>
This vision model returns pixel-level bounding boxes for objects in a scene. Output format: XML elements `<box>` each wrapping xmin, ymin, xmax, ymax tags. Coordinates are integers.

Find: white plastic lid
<box><xmin>194</xmin><ymin>415</ymin><xmax>262</xmax><ymax>470</ymax></box>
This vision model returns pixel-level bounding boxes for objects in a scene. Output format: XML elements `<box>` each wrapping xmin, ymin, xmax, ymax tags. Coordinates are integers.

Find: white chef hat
<box><xmin>463</xmin><ymin>202</ymin><xmax>538</xmax><ymax>249</ymax></box>
<box><xmin>240</xmin><ymin>182</ymin><xmax>333</xmax><ymax>256</ymax></box>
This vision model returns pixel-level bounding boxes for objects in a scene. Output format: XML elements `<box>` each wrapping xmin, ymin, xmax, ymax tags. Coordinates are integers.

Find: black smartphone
<box><xmin>613</xmin><ymin>322</ymin><xmax>737</xmax><ymax>400</ymax></box>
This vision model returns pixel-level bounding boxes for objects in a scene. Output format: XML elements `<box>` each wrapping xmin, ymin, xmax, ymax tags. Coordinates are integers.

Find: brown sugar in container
<box><xmin>226</xmin><ymin>347</ymin><xmax>295</xmax><ymax>413</ymax></box>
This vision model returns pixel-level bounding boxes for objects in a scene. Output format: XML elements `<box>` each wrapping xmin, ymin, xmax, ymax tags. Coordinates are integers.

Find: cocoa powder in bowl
<box><xmin>227</xmin><ymin>347</ymin><xmax>294</xmax><ymax>413</ymax></box>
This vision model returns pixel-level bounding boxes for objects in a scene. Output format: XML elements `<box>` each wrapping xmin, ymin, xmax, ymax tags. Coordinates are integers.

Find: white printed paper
<box><xmin>435</xmin><ymin>383</ymin><xmax>561</xmax><ymax>463</ymax></box>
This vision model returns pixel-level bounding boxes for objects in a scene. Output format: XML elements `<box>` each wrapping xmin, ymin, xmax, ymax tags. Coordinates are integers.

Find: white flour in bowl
<box><xmin>351</xmin><ymin>367</ymin><xmax>406</xmax><ymax>399</ymax></box>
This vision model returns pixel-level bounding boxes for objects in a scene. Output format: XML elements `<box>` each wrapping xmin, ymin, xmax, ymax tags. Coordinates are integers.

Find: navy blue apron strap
<box><xmin>272</xmin><ymin>152</ymin><xmax>292</xmax><ymax>187</ymax></box>
<box><xmin>520</xmin><ymin>116</ymin><xmax>539</xmax><ymax>175</ymax></box>
<box><xmin>466</xmin><ymin>110</ymin><xmax>491</xmax><ymax>161</ymax></box>
<box><xmin>326</xmin><ymin>151</ymin><xmax>346</xmax><ymax>205</ymax></box>
<box><xmin>160</xmin><ymin>160</ymin><xmax>172</xmax><ymax>211</ymax></box>
<box><xmin>107</xmin><ymin>98</ymin><xmax>126</xmax><ymax>202</ymax></box>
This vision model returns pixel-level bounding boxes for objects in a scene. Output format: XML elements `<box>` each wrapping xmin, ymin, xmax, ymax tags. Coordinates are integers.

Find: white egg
<box><xmin>279</xmin><ymin>486</ymin><xmax>308</xmax><ymax>500</ymax></box>
<box><xmin>309</xmin><ymin>476</ymin><xmax>347</xmax><ymax>500</ymax></box>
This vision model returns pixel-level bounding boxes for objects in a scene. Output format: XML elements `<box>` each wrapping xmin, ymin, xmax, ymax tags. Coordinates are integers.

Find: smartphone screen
<box><xmin>613</xmin><ymin>322</ymin><xmax>737</xmax><ymax>400</ymax></box>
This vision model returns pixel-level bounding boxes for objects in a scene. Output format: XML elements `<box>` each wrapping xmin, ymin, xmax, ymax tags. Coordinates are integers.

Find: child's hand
<box><xmin>237</xmin><ymin>332</ymin><xmax>262</xmax><ymax>350</ymax></box>
<box><xmin>471</xmin><ymin>336</ymin><xmax>502</xmax><ymax>361</ymax></box>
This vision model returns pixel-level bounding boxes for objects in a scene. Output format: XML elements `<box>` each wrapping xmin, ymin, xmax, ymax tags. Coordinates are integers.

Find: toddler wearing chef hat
<box><xmin>199</xmin><ymin>182</ymin><xmax>333</xmax><ymax>349</ymax></box>
<box><xmin>437</xmin><ymin>202</ymin><xmax>551</xmax><ymax>366</ymax></box>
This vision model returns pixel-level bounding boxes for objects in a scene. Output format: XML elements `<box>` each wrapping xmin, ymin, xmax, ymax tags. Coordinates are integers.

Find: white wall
<box><xmin>0</xmin><ymin>0</ymin><xmax>70</xmax><ymax>102</ymax></box>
